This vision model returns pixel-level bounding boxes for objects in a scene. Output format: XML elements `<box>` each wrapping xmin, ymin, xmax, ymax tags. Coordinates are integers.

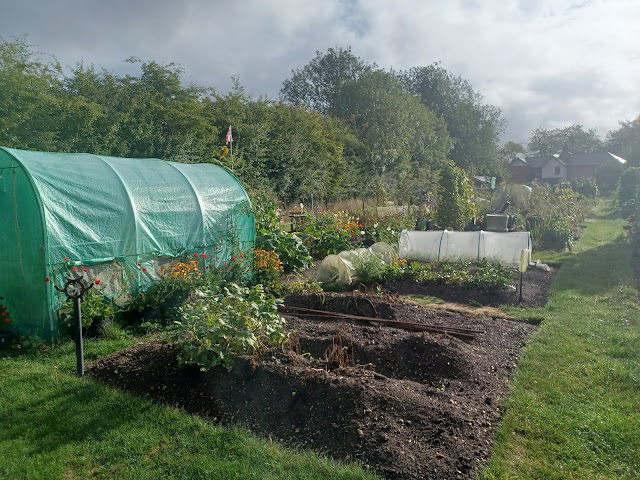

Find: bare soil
<box><xmin>88</xmin><ymin>267</ymin><xmax>554</xmax><ymax>480</ymax></box>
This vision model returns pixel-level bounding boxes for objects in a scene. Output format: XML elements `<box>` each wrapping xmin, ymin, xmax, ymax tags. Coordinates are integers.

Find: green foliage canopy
<box><xmin>527</xmin><ymin>124</ymin><xmax>603</xmax><ymax>156</ymax></box>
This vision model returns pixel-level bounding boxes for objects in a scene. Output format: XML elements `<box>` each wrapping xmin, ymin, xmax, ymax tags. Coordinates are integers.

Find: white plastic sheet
<box><xmin>398</xmin><ymin>230</ymin><xmax>531</xmax><ymax>266</ymax></box>
<box><xmin>317</xmin><ymin>242</ymin><xmax>395</xmax><ymax>284</ymax></box>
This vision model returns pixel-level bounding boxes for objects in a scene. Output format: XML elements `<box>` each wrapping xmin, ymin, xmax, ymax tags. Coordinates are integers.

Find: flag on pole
<box><xmin>225</xmin><ymin>126</ymin><xmax>233</xmax><ymax>144</ymax></box>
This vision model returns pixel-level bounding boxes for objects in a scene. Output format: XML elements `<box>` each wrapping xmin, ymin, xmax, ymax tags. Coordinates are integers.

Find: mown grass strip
<box><xmin>0</xmin><ymin>339</ymin><xmax>378</xmax><ymax>480</ymax></box>
<box><xmin>483</xmin><ymin>201</ymin><xmax>640</xmax><ymax>479</ymax></box>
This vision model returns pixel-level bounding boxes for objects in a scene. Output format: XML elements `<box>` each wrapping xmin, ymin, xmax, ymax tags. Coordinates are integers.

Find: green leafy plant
<box><xmin>255</xmin><ymin>230</ymin><xmax>312</xmax><ymax>272</ymax></box>
<box><xmin>350</xmin><ymin>251</ymin><xmax>387</xmax><ymax>285</ymax></box>
<box><xmin>303</xmin><ymin>211</ymin><xmax>363</xmax><ymax>257</ymax></box>
<box><xmin>314</xmin><ymin>230</ymin><xmax>353</xmax><ymax>258</ymax></box>
<box><xmin>58</xmin><ymin>284</ymin><xmax>115</xmax><ymax>329</ymax></box>
<box><xmin>251</xmin><ymin>191</ymin><xmax>281</xmax><ymax>231</ymax></box>
<box><xmin>435</xmin><ymin>160</ymin><xmax>476</xmax><ymax>230</ymax></box>
<box><xmin>462</xmin><ymin>260</ymin><xmax>517</xmax><ymax>291</ymax></box>
<box><xmin>173</xmin><ymin>283</ymin><xmax>287</xmax><ymax>371</ymax></box>
<box><xmin>252</xmin><ymin>248</ymin><xmax>284</xmax><ymax>294</ymax></box>
<box><xmin>361</xmin><ymin>214</ymin><xmax>416</xmax><ymax>244</ymax></box>
<box><xmin>381</xmin><ymin>259</ymin><xmax>515</xmax><ymax>290</ymax></box>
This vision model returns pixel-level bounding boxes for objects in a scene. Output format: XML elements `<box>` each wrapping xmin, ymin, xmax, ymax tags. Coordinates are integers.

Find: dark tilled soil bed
<box><xmin>384</xmin><ymin>266</ymin><xmax>554</xmax><ymax>308</ymax></box>
<box><xmin>88</xmin><ymin>269</ymin><xmax>554</xmax><ymax>480</ymax></box>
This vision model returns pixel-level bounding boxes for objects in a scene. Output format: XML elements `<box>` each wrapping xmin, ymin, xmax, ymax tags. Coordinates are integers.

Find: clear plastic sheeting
<box><xmin>0</xmin><ymin>146</ymin><xmax>255</xmax><ymax>339</ymax></box>
<box><xmin>316</xmin><ymin>255</ymin><xmax>354</xmax><ymax>285</ymax></box>
<box><xmin>317</xmin><ymin>243</ymin><xmax>395</xmax><ymax>285</ymax></box>
<box><xmin>398</xmin><ymin>230</ymin><xmax>531</xmax><ymax>266</ymax></box>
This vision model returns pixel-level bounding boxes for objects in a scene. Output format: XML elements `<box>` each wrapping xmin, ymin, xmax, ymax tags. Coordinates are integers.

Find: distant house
<box><xmin>510</xmin><ymin>148</ymin><xmax>626</xmax><ymax>184</ymax></box>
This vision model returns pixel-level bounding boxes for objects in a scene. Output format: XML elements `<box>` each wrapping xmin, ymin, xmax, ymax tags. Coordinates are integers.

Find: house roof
<box><xmin>510</xmin><ymin>151</ymin><xmax>627</xmax><ymax>168</ymax></box>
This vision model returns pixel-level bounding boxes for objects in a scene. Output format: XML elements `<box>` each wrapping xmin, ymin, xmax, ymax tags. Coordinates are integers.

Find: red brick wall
<box><xmin>510</xmin><ymin>166</ymin><xmax>529</xmax><ymax>183</ymax></box>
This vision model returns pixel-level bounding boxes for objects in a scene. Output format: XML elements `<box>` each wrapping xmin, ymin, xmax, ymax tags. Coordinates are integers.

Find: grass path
<box><xmin>483</xmin><ymin>202</ymin><xmax>640</xmax><ymax>479</ymax></box>
<box><xmin>0</xmin><ymin>339</ymin><xmax>377</xmax><ymax>480</ymax></box>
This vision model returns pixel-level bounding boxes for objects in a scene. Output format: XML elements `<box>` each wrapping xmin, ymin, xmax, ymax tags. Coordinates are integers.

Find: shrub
<box><xmin>174</xmin><ymin>283</ymin><xmax>287</xmax><ymax>371</ymax></box>
<box><xmin>617</xmin><ymin>167</ymin><xmax>640</xmax><ymax>205</ymax></box>
<box><xmin>530</xmin><ymin>216</ymin><xmax>573</xmax><ymax>250</ymax></box>
<box><xmin>523</xmin><ymin>183</ymin><xmax>589</xmax><ymax>250</ymax></box>
<box><xmin>435</xmin><ymin>160</ymin><xmax>476</xmax><ymax>230</ymax></box>
<box><xmin>570</xmin><ymin>177</ymin><xmax>598</xmax><ymax>199</ymax></box>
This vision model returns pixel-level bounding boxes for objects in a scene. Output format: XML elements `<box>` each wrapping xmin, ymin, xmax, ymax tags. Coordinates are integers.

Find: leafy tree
<box><xmin>264</xmin><ymin>104</ymin><xmax>345</xmax><ymax>203</ymax></box>
<box><xmin>617</xmin><ymin>167</ymin><xmax>640</xmax><ymax>203</ymax></box>
<box><xmin>336</xmin><ymin>70</ymin><xmax>451</xmax><ymax>198</ymax></box>
<box><xmin>281</xmin><ymin>49</ymin><xmax>452</xmax><ymax>201</ymax></box>
<box><xmin>0</xmin><ymin>36</ymin><xmax>90</xmax><ymax>151</ymax></box>
<box><xmin>400</xmin><ymin>63</ymin><xmax>506</xmax><ymax>175</ymax></box>
<box><xmin>606</xmin><ymin>118</ymin><xmax>640</xmax><ymax>167</ymax></box>
<box><xmin>280</xmin><ymin>47</ymin><xmax>372</xmax><ymax>116</ymax></box>
<box><xmin>527</xmin><ymin>124</ymin><xmax>603</xmax><ymax>156</ymax></box>
<box><xmin>65</xmin><ymin>58</ymin><xmax>219</xmax><ymax>161</ymax></box>
<box><xmin>435</xmin><ymin>160</ymin><xmax>476</xmax><ymax>230</ymax></box>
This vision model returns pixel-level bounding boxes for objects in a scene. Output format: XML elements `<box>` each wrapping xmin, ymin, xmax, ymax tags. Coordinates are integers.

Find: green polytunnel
<box><xmin>0</xmin><ymin>146</ymin><xmax>255</xmax><ymax>339</ymax></box>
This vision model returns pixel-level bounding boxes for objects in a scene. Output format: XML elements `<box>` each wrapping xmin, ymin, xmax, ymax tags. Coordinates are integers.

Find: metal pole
<box><xmin>519</xmin><ymin>272</ymin><xmax>524</xmax><ymax>303</ymax></box>
<box><xmin>73</xmin><ymin>297</ymin><xmax>85</xmax><ymax>377</ymax></box>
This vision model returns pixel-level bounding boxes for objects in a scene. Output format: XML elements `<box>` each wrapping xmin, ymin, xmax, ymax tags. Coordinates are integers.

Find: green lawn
<box><xmin>0</xmin><ymin>338</ymin><xmax>377</xmax><ymax>479</ymax></box>
<box><xmin>483</xmin><ymin>201</ymin><xmax>640</xmax><ymax>479</ymax></box>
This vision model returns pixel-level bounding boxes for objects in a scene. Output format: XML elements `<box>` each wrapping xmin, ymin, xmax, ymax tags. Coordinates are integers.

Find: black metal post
<box><xmin>73</xmin><ymin>297</ymin><xmax>84</xmax><ymax>376</ymax></box>
<box><xmin>56</xmin><ymin>276</ymin><xmax>91</xmax><ymax>377</ymax></box>
<box><xmin>519</xmin><ymin>272</ymin><xmax>524</xmax><ymax>303</ymax></box>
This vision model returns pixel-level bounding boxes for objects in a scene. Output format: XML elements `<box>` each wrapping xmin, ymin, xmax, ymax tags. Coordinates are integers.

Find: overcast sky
<box><xmin>2</xmin><ymin>0</ymin><xmax>639</xmax><ymax>144</ymax></box>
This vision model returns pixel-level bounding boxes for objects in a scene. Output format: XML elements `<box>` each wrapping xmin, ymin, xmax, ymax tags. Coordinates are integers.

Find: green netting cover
<box><xmin>0</xmin><ymin>147</ymin><xmax>255</xmax><ymax>339</ymax></box>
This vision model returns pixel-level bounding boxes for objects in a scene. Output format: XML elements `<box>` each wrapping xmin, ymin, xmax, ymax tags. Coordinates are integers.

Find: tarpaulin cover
<box><xmin>0</xmin><ymin>147</ymin><xmax>254</xmax><ymax>339</ymax></box>
<box><xmin>398</xmin><ymin>230</ymin><xmax>531</xmax><ymax>266</ymax></box>
<box><xmin>317</xmin><ymin>243</ymin><xmax>395</xmax><ymax>285</ymax></box>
